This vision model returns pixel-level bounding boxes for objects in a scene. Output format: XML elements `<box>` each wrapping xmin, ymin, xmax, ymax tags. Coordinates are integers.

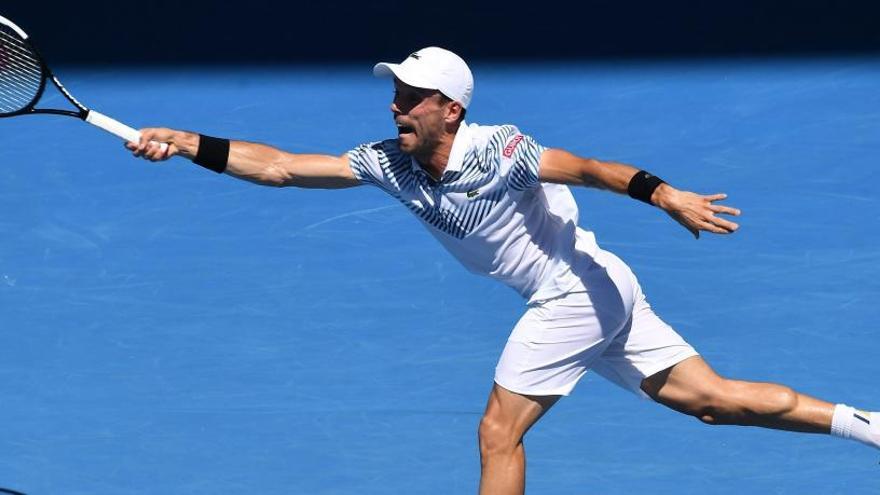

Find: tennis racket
<box><xmin>0</xmin><ymin>14</ymin><xmax>166</xmax><ymax>151</ymax></box>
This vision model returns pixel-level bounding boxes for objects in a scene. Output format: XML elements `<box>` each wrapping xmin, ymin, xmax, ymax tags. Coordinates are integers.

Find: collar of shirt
<box><xmin>410</xmin><ymin>120</ymin><xmax>473</xmax><ymax>184</ymax></box>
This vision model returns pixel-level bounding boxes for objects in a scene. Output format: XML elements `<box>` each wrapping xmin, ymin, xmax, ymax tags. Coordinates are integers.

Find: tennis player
<box><xmin>127</xmin><ymin>47</ymin><xmax>878</xmax><ymax>493</ymax></box>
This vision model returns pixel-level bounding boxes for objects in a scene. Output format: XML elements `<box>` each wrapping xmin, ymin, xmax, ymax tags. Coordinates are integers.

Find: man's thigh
<box><xmin>494</xmin><ymin>290</ymin><xmax>630</xmax><ymax>397</ymax></box>
<box><xmin>591</xmin><ymin>264</ymin><xmax>699</xmax><ymax>398</ymax></box>
<box><xmin>495</xmin><ymin>249</ymin><xmax>642</xmax><ymax>397</ymax></box>
<box><xmin>481</xmin><ymin>383</ymin><xmax>561</xmax><ymax>440</ymax></box>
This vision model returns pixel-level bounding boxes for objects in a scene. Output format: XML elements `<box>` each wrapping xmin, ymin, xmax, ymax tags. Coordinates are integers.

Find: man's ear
<box><xmin>444</xmin><ymin>100</ymin><xmax>464</xmax><ymax>124</ymax></box>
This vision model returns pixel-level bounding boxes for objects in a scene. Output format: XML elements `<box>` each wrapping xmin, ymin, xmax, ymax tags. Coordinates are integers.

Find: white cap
<box><xmin>373</xmin><ymin>47</ymin><xmax>474</xmax><ymax>109</ymax></box>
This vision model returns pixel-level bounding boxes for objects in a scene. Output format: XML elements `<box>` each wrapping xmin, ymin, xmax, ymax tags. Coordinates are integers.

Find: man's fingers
<box><xmin>146</xmin><ymin>142</ymin><xmax>165</xmax><ymax>161</ymax></box>
<box><xmin>701</xmin><ymin>208</ymin><xmax>739</xmax><ymax>231</ymax></box>
<box><xmin>136</xmin><ymin>129</ymin><xmax>160</xmax><ymax>154</ymax></box>
<box><xmin>669</xmin><ymin>192</ymin><xmax>740</xmax><ymax>239</ymax></box>
<box><xmin>708</xmin><ymin>223</ymin><xmax>737</xmax><ymax>234</ymax></box>
<box><xmin>709</xmin><ymin>204</ymin><xmax>741</xmax><ymax>216</ymax></box>
<box><xmin>695</xmin><ymin>222</ymin><xmax>727</xmax><ymax>235</ymax></box>
<box><xmin>713</xmin><ymin>217</ymin><xmax>740</xmax><ymax>232</ymax></box>
<box><xmin>678</xmin><ymin>212</ymin><xmax>739</xmax><ymax>239</ymax></box>
<box><xmin>704</xmin><ymin>215</ymin><xmax>739</xmax><ymax>233</ymax></box>
<box><xmin>128</xmin><ymin>128</ymin><xmax>174</xmax><ymax>162</ymax></box>
<box><xmin>703</xmin><ymin>193</ymin><xmax>728</xmax><ymax>202</ymax></box>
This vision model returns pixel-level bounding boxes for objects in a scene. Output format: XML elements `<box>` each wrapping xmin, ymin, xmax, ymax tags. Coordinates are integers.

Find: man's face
<box><xmin>390</xmin><ymin>79</ymin><xmax>449</xmax><ymax>156</ymax></box>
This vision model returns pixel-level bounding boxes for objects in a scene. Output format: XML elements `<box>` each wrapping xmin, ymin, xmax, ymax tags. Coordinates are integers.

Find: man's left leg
<box><xmin>640</xmin><ymin>355</ymin><xmax>879</xmax><ymax>447</ymax></box>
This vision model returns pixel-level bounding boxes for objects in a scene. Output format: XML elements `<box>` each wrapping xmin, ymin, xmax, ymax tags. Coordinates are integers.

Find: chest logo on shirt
<box><xmin>466</xmin><ymin>189</ymin><xmax>480</xmax><ymax>199</ymax></box>
<box><xmin>502</xmin><ymin>134</ymin><xmax>524</xmax><ymax>158</ymax></box>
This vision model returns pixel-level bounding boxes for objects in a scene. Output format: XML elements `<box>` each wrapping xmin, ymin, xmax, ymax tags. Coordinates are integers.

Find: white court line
<box><xmin>301</xmin><ymin>204</ymin><xmax>398</xmax><ymax>231</ymax></box>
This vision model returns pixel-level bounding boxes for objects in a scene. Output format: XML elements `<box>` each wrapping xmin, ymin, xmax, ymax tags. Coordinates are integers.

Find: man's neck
<box><xmin>413</xmin><ymin>124</ymin><xmax>460</xmax><ymax>181</ymax></box>
<box><xmin>414</xmin><ymin>147</ymin><xmax>450</xmax><ymax>181</ymax></box>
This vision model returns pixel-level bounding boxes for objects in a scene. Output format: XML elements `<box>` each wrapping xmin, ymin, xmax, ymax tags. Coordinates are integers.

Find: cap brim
<box><xmin>372</xmin><ymin>62</ymin><xmax>439</xmax><ymax>91</ymax></box>
<box><xmin>372</xmin><ymin>62</ymin><xmax>397</xmax><ymax>78</ymax></box>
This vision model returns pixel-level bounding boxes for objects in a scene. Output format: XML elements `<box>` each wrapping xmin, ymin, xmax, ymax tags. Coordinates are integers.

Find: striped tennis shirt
<box><xmin>347</xmin><ymin>122</ymin><xmax>600</xmax><ymax>303</ymax></box>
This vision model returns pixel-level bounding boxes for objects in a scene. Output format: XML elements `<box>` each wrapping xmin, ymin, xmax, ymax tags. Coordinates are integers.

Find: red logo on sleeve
<box><xmin>502</xmin><ymin>135</ymin><xmax>524</xmax><ymax>158</ymax></box>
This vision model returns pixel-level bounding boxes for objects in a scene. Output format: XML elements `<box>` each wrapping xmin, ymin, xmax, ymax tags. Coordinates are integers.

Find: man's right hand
<box><xmin>125</xmin><ymin>128</ymin><xmax>199</xmax><ymax>162</ymax></box>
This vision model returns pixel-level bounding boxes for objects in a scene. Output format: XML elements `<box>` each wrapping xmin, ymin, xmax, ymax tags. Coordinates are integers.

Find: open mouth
<box><xmin>396</xmin><ymin>123</ymin><xmax>415</xmax><ymax>136</ymax></box>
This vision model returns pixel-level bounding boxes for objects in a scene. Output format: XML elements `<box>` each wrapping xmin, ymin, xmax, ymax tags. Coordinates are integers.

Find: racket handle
<box><xmin>85</xmin><ymin>110</ymin><xmax>169</xmax><ymax>152</ymax></box>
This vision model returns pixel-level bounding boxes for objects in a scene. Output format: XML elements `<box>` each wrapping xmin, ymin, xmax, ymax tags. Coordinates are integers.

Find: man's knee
<box><xmin>478</xmin><ymin>414</ymin><xmax>520</xmax><ymax>458</ymax></box>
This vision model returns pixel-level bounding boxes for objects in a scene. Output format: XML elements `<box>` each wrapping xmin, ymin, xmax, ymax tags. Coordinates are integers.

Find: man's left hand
<box><xmin>651</xmin><ymin>184</ymin><xmax>741</xmax><ymax>239</ymax></box>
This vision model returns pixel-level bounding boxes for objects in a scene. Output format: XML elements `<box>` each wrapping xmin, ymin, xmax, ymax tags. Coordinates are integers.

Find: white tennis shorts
<box><xmin>494</xmin><ymin>248</ymin><xmax>698</xmax><ymax>398</ymax></box>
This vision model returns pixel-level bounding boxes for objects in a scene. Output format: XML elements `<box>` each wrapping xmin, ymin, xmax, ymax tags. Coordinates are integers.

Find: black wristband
<box><xmin>193</xmin><ymin>134</ymin><xmax>230</xmax><ymax>173</ymax></box>
<box><xmin>627</xmin><ymin>170</ymin><xmax>665</xmax><ymax>205</ymax></box>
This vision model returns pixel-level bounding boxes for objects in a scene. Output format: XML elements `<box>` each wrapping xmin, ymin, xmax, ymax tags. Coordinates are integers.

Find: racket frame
<box><xmin>0</xmin><ymin>14</ymin><xmax>162</xmax><ymax>148</ymax></box>
<box><xmin>0</xmin><ymin>14</ymin><xmax>85</xmax><ymax>119</ymax></box>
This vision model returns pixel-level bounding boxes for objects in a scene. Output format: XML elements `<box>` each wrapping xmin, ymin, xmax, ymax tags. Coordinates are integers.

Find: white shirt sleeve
<box><xmin>347</xmin><ymin>141</ymin><xmax>389</xmax><ymax>187</ymax></box>
<box><xmin>500</xmin><ymin>126</ymin><xmax>547</xmax><ymax>191</ymax></box>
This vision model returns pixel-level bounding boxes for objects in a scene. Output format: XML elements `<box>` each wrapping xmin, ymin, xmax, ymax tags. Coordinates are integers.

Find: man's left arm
<box><xmin>538</xmin><ymin>148</ymin><xmax>740</xmax><ymax>238</ymax></box>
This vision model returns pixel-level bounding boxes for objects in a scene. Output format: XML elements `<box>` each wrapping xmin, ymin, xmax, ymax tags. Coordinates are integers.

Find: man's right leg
<box><xmin>478</xmin><ymin>383</ymin><xmax>559</xmax><ymax>495</ymax></box>
<box><xmin>482</xmin><ymin>248</ymin><xmax>639</xmax><ymax>493</ymax></box>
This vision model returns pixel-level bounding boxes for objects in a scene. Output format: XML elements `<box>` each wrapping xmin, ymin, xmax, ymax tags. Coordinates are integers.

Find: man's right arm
<box><xmin>127</xmin><ymin>128</ymin><xmax>361</xmax><ymax>189</ymax></box>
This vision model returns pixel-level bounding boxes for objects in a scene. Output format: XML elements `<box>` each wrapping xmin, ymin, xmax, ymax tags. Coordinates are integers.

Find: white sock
<box><xmin>831</xmin><ymin>404</ymin><xmax>880</xmax><ymax>450</ymax></box>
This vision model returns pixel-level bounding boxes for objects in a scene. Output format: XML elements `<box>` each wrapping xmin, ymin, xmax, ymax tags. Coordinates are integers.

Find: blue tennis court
<box><xmin>1</xmin><ymin>58</ymin><xmax>878</xmax><ymax>494</ymax></box>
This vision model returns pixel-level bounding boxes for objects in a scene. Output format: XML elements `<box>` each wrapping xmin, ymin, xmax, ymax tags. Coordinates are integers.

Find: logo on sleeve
<box><xmin>502</xmin><ymin>135</ymin><xmax>524</xmax><ymax>158</ymax></box>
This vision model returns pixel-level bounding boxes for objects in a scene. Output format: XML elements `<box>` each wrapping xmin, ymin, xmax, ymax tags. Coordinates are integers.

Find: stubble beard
<box><xmin>407</xmin><ymin>127</ymin><xmax>442</xmax><ymax>164</ymax></box>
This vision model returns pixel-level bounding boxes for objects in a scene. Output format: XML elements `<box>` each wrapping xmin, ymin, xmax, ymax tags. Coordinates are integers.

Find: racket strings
<box><xmin>0</xmin><ymin>31</ymin><xmax>41</xmax><ymax>67</ymax></box>
<box><xmin>0</xmin><ymin>53</ymin><xmax>40</xmax><ymax>95</ymax></box>
<box><xmin>0</xmin><ymin>54</ymin><xmax>41</xmax><ymax>109</ymax></box>
<box><xmin>0</xmin><ymin>31</ymin><xmax>42</xmax><ymax>85</ymax></box>
<box><xmin>0</xmin><ymin>67</ymin><xmax>39</xmax><ymax>107</ymax></box>
<box><xmin>0</xmin><ymin>44</ymin><xmax>41</xmax><ymax>81</ymax></box>
<box><xmin>0</xmin><ymin>28</ymin><xmax>44</xmax><ymax>114</ymax></box>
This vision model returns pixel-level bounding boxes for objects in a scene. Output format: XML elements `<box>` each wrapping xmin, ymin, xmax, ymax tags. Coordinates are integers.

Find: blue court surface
<box><xmin>1</xmin><ymin>58</ymin><xmax>878</xmax><ymax>494</ymax></box>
